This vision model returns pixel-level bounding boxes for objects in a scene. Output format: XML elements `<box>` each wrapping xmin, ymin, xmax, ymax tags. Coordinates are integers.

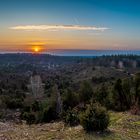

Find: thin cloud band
<box><xmin>10</xmin><ymin>25</ymin><xmax>109</xmax><ymax>31</ymax></box>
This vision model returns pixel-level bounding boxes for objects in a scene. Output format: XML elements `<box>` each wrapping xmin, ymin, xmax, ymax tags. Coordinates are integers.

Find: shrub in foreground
<box><xmin>21</xmin><ymin>112</ymin><xmax>36</xmax><ymax>125</ymax></box>
<box><xmin>6</xmin><ymin>98</ymin><xmax>23</xmax><ymax>109</ymax></box>
<box><xmin>62</xmin><ymin>109</ymin><xmax>79</xmax><ymax>126</ymax></box>
<box><xmin>62</xmin><ymin>89</ymin><xmax>79</xmax><ymax>111</ymax></box>
<box><xmin>80</xmin><ymin>103</ymin><xmax>109</xmax><ymax>132</ymax></box>
<box><xmin>42</xmin><ymin>101</ymin><xmax>57</xmax><ymax>123</ymax></box>
<box><xmin>42</xmin><ymin>107</ymin><xmax>56</xmax><ymax>122</ymax></box>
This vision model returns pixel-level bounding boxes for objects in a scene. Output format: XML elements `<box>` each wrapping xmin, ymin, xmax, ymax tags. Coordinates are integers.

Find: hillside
<box><xmin>0</xmin><ymin>112</ymin><xmax>140</xmax><ymax>140</ymax></box>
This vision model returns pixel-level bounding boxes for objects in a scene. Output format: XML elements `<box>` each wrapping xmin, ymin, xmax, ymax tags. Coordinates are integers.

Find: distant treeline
<box><xmin>0</xmin><ymin>54</ymin><xmax>139</xmax><ymax>75</ymax></box>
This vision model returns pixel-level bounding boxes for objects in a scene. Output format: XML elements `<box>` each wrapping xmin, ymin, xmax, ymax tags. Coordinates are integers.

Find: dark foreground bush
<box><xmin>31</xmin><ymin>100</ymin><xmax>41</xmax><ymax>112</ymax></box>
<box><xmin>21</xmin><ymin>99</ymin><xmax>58</xmax><ymax>124</ymax></box>
<box><xmin>80</xmin><ymin>103</ymin><xmax>109</xmax><ymax>132</ymax></box>
<box><xmin>62</xmin><ymin>90</ymin><xmax>79</xmax><ymax>111</ymax></box>
<box><xmin>6</xmin><ymin>98</ymin><xmax>23</xmax><ymax>109</ymax></box>
<box><xmin>62</xmin><ymin>109</ymin><xmax>79</xmax><ymax>126</ymax></box>
<box><xmin>42</xmin><ymin>104</ymin><xmax>57</xmax><ymax>123</ymax></box>
<box><xmin>21</xmin><ymin>112</ymin><xmax>36</xmax><ymax>125</ymax></box>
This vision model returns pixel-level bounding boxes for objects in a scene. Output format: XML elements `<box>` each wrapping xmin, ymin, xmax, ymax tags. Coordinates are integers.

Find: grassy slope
<box><xmin>72</xmin><ymin>66</ymin><xmax>129</xmax><ymax>83</ymax></box>
<box><xmin>0</xmin><ymin>112</ymin><xmax>140</xmax><ymax>140</ymax></box>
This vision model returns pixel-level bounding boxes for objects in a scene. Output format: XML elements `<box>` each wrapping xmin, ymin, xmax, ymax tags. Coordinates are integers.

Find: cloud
<box><xmin>10</xmin><ymin>25</ymin><xmax>109</xmax><ymax>31</ymax></box>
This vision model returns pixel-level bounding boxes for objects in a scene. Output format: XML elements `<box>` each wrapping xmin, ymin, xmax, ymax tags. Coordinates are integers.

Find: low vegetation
<box><xmin>0</xmin><ymin>54</ymin><xmax>140</xmax><ymax>139</ymax></box>
<box><xmin>80</xmin><ymin>103</ymin><xmax>109</xmax><ymax>132</ymax></box>
<box><xmin>0</xmin><ymin>112</ymin><xmax>140</xmax><ymax>140</ymax></box>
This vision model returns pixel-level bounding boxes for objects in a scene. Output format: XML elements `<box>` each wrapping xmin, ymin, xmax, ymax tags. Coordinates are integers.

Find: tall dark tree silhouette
<box><xmin>113</xmin><ymin>79</ymin><xmax>129</xmax><ymax>111</ymax></box>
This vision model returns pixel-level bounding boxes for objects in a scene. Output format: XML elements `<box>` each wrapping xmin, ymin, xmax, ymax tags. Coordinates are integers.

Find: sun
<box><xmin>34</xmin><ymin>47</ymin><xmax>39</xmax><ymax>52</ymax></box>
<box><xmin>30</xmin><ymin>43</ymin><xmax>45</xmax><ymax>53</ymax></box>
<box><xmin>33</xmin><ymin>46</ymin><xmax>40</xmax><ymax>53</ymax></box>
<box><xmin>30</xmin><ymin>42</ymin><xmax>45</xmax><ymax>53</ymax></box>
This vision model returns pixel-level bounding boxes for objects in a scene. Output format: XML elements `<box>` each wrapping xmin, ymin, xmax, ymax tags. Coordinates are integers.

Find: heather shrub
<box><xmin>80</xmin><ymin>103</ymin><xmax>109</xmax><ymax>132</ymax></box>
<box><xmin>62</xmin><ymin>109</ymin><xmax>79</xmax><ymax>126</ymax></box>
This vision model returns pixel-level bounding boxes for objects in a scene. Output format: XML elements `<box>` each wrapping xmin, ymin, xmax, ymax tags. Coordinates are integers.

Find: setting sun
<box><xmin>34</xmin><ymin>47</ymin><xmax>39</xmax><ymax>52</ymax></box>
<box><xmin>32</xmin><ymin>46</ymin><xmax>42</xmax><ymax>53</ymax></box>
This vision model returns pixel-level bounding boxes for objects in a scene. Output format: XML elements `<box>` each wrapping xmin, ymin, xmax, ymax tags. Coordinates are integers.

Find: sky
<box><xmin>0</xmin><ymin>0</ymin><xmax>140</xmax><ymax>52</ymax></box>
